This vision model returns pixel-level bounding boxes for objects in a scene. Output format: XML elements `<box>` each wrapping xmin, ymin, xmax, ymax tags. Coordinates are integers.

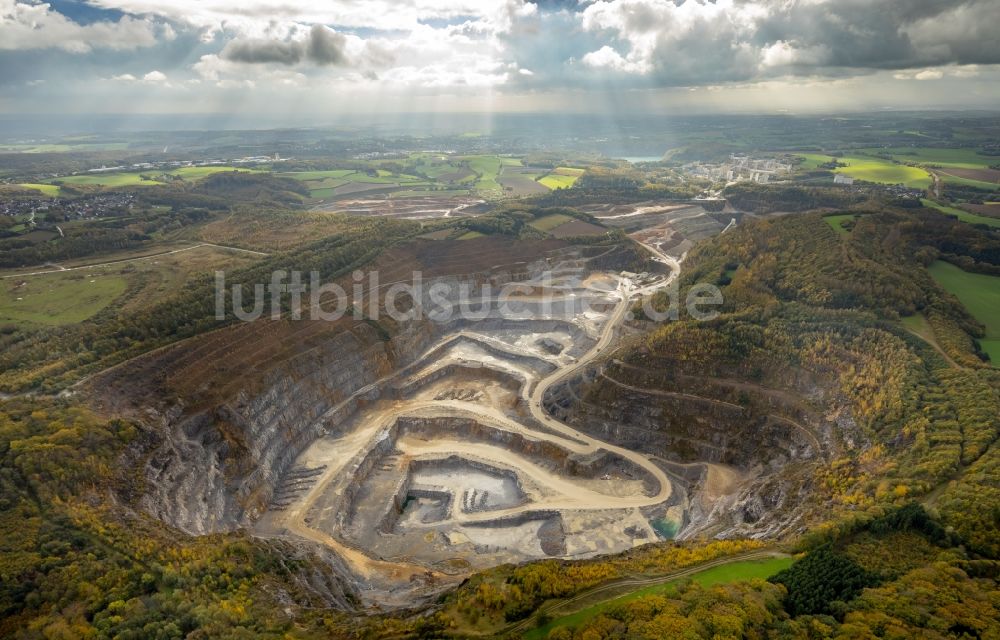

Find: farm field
<box><xmin>962</xmin><ymin>202</ymin><xmax>1000</xmax><ymax>218</ymax></box>
<box><xmin>861</xmin><ymin>147</ymin><xmax>995</xmax><ymax>169</ymax></box>
<box><xmin>538</xmin><ymin>167</ymin><xmax>585</xmax><ymax>189</ymax></box>
<box><xmin>934</xmin><ymin>171</ymin><xmax>999</xmax><ymax>190</ymax></box>
<box><xmin>166</xmin><ymin>166</ymin><xmax>262</xmax><ymax>179</ymax></box>
<box><xmin>281</xmin><ymin>169</ymin><xmax>432</xmax><ymax>199</ymax></box>
<box><xmin>529</xmin><ymin>213</ymin><xmax>573</xmax><ymax>232</ymax></box>
<box><xmin>549</xmin><ymin>219</ymin><xmax>606</xmax><ymax>238</ymax></box>
<box><xmin>277</xmin><ymin>169</ymin><xmax>358</xmax><ymax>181</ymax></box>
<box><xmin>47</xmin><ymin>172</ymin><xmax>165</xmax><ymax>187</ymax></box>
<box><xmin>0</xmin><ymin>243</ymin><xmax>263</xmax><ymax>325</ymax></box>
<box><xmin>539</xmin><ymin>173</ymin><xmax>579</xmax><ymax>190</ymax></box>
<box><xmin>0</xmin><ymin>269</ymin><xmax>127</xmax><ymax>325</ymax></box>
<box><xmin>14</xmin><ymin>183</ymin><xmax>61</xmax><ymax>196</ymax></box>
<box><xmin>921</xmin><ymin>199</ymin><xmax>1000</xmax><ymax>229</ymax></box>
<box><xmin>524</xmin><ymin>556</ymin><xmax>794</xmax><ymax>640</ymax></box>
<box><xmin>460</xmin><ymin>155</ymin><xmax>503</xmax><ymax>195</ymax></box>
<box><xmin>797</xmin><ymin>153</ymin><xmax>932</xmax><ymax>188</ymax></box>
<box><xmin>928</xmin><ymin>260</ymin><xmax>1000</xmax><ymax>364</ymax></box>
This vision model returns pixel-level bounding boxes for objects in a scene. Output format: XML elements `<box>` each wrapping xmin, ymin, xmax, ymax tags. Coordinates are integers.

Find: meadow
<box><xmin>861</xmin><ymin>147</ymin><xmax>994</xmax><ymax>169</ymax></box>
<box><xmin>538</xmin><ymin>166</ymin><xmax>585</xmax><ymax>190</ymax></box>
<box><xmin>524</xmin><ymin>556</ymin><xmax>794</xmax><ymax>640</ymax></box>
<box><xmin>798</xmin><ymin>153</ymin><xmax>932</xmax><ymax>188</ymax></box>
<box><xmin>928</xmin><ymin>260</ymin><xmax>1000</xmax><ymax>363</ymax></box>
<box><xmin>16</xmin><ymin>183</ymin><xmax>61</xmax><ymax>196</ymax></box>
<box><xmin>529</xmin><ymin>213</ymin><xmax>573</xmax><ymax>232</ymax></box>
<box><xmin>0</xmin><ymin>269</ymin><xmax>127</xmax><ymax>325</ymax></box>
<box><xmin>166</xmin><ymin>166</ymin><xmax>262</xmax><ymax>179</ymax></box>
<box><xmin>836</xmin><ymin>156</ymin><xmax>931</xmax><ymax>188</ymax></box>
<box><xmin>462</xmin><ymin>155</ymin><xmax>504</xmax><ymax>194</ymax></box>
<box><xmin>49</xmin><ymin>172</ymin><xmax>165</xmax><ymax>187</ymax></box>
<box><xmin>822</xmin><ymin>213</ymin><xmax>858</xmax><ymax>235</ymax></box>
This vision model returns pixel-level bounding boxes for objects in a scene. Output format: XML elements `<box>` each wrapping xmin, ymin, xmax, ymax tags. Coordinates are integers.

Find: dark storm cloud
<box><xmin>306</xmin><ymin>24</ymin><xmax>348</xmax><ymax>65</ymax></box>
<box><xmin>220</xmin><ymin>25</ymin><xmax>349</xmax><ymax>67</ymax></box>
<box><xmin>221</xmin><ymin>38</ymin><xmax>304</xmax><ymax>65</ymax></box>
<box><xmin>522</xmin><ymin>0</ymin><xmax>1000</xmax><ymax>89</ymax></box>
<box><xmin>749</xmin><ymin>0</ymin><xmax>1000</xmax><ymax>71</ymax></box>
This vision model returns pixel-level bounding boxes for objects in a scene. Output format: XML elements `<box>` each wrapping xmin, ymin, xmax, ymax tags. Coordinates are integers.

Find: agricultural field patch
<box><xmin>549</xmin><ymin>219</ymin><xmax>606</xmax><ymax>238</ymax></box>
<box><xmin>498</xmin><ymin>173</ymin><xmax>549</xmax><ymax>196</ymax></box>
<box><xmin>921</xmin><ymin>199</ymin><xmax>1000</xmax><ymax>229</ymax></box>
<box><xmin>928</xmin><ymin>260</ymin><xmax>1000</xmax><ymax>364</ymax></box>
<box><xmin>529</xmin><ymin>213</ymin><xmax>573</xmax><ymax>232</ymax></box>
<box><xmin>166</xmin><ymin>166</ymin><xmax>263</xmax><ymax>180</ymax></box>
<box><xmin>538</xmin><ymin>173</ymin><xmax>579</xmax><ymax>190</ymax></box>
<box><xmin>961</xmin><ymin>203</ymin><xmax>1000</xmax><ymax>218</ymax></box>
<box><xmin>795</xmin><ymin>153</ymin><xmax>932</xmax><ymax>188</ymax></box>
<box><xmin>48</xmin><ymin>172</ymin><xmax>165</xmax><ymax>187</ymax></box>
<box><xmin>15</xmin><ymin>183</ymin><xmax>60</xmax><ymax>196</ymax></box>
<box><xmin>0</xmin><ymin>270</ymin><xmax>127</xmax><ymax>326</ymax></box>
<box><xmin>936</xmin><ymin>171</ymin><xmax>1000</xmax><ymax>190</ymax></box>
<box><xmin>840</xmin><ymin>156</ymin><xmax>930</xmax><ymax>188</ymax></box>
<box><xmin>278</xmin><ymin>169</ymin><xmax>359</xmax><ymax>181</ymax></box>
<box><xmin>862</xmin><ymin>147</ymin><xmax>996</xmax><ymax>169</ymax></box>
<box><xmin>936</xmin><ymin>167</ymin><xmax>1000</xmax><ymax>184</ymax></box>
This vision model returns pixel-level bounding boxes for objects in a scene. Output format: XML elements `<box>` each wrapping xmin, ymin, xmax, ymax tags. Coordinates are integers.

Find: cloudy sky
<box><xmin>2</xmin><ymin>0</ymin><xmax>999</xmax><ymax>118</ymax></box>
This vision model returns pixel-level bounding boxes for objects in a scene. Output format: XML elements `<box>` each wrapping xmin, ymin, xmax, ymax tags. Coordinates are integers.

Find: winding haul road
<box><xmin>268</xmin><ymin>243</ymin><xmax>684</xmax><ymax>584</ymax></box>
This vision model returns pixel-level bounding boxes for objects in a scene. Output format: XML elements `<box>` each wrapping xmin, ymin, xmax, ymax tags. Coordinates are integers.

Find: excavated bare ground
<box><xmin>82</xmin><ymin>232</ymin><xmax>843</xmax><ymax>609</ymax></box>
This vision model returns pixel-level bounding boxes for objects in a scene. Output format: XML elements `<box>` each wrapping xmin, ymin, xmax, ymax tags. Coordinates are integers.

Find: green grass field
<box><xmin>460</xmin><ymin>155</ymin><xmax>503</xmax><ymax>194</ymax></box>
<box><xmin>861</xmin><ymin>147</ymin><xmax>994</xmax><ymax>169</ymax></box>
<box><xmin>457</xmin><ymin>230</ymin><xmax>485</xmax><ymax>240</ymax></box>
<box><xmin>524</xmin><ymin>556</ymin><xmax>794</xmax><ymax>640</ymax></box>
<box><xmin>823</xmin><ymin>213</ymin><xmax>858</xmax><ymax>235</ymax></box>
<box><xmin>166</xmin><ymin>166</ymin><xmax>261</xmax><ymax>179</ymax></box>
<box><xmin>928</xmin><ymin>261</ymin><xmax>1000</xmax><ymax>364</ymax></box>
<box><xmin>796</xmin><ymin>153</ymin><xmax>833</xmax><ymax>170</ymax></box>
<box><xmin>278</xmin><ymin>170</ymin><xmax>359</xmax><ymax>181</ymax></box>
<box><xmin>539</xmin><ymin>173</ymin><xmax>579</xmax><ymax>190</ymax></box>
<box><xmin>553</xmin><ymin>166</ymin><xmax>586</xmax><ymax>176</ymax></box>
<box><xmin>921</xmin><ymin>199</ymin><xmax>1000</xmax><ymax>229</ymax></box>
<box><xmin>797</xmin><ymin>153</ymin><xmax>932</xmax><ymax>188</ymax></box>
<box><xmin>49</xmin><ymin>172</ymin><xmax>165</xmax><ymax>187</ymax></box>
<box><xmin>934</xmin><ymin>172</ymin><xmax>999</xmax><ymax>190</ymax></box>
<box><xmin>0</xmin><ymin>271</ymin><xmax>127</xmax><ymax>326</ymax></box>
<box><xmin>16</xmin><ymin>183</ymin><xmax>61</xmax><ymax>197</ymax></box>
<box><xmin>529</xmin><ymin>214</ymin><xmax>573</xmax><ymax>232</ymax></box>
<box><xmin>836</xmin><ymin>156</ymin><xmax>931</xmax><ymax>188</ymax></box>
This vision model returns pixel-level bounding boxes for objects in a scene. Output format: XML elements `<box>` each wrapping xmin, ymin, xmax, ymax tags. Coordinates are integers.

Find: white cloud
<box><xmin>0</xmin><ymin>0</ymin><xmax>160</xmax><ymax>52</ymax></box>
<box><xmin>143</xmin><ymin>70</ymin><xmax>167</xmax><ymax>83</ymax></box>
<box><xmin>85</xmin><ymin>0</ymin><xmax>538</xmax><ymax>36</ymax></box>
<box><xmin>581</xmin><ymin>46</ymin><xmax>647</xmax><ymax>74</ymax></box>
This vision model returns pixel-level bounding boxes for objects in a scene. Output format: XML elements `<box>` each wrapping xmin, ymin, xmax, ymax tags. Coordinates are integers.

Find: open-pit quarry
<box><xmin>85</xmin><ymin>210</ymin><xmax>838</xmax><ymax>609</ymax></box>
<box><xmin>247</xmin><ymin>245</ymin><xmax>684</xmax><ymax>604</ymax></box>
